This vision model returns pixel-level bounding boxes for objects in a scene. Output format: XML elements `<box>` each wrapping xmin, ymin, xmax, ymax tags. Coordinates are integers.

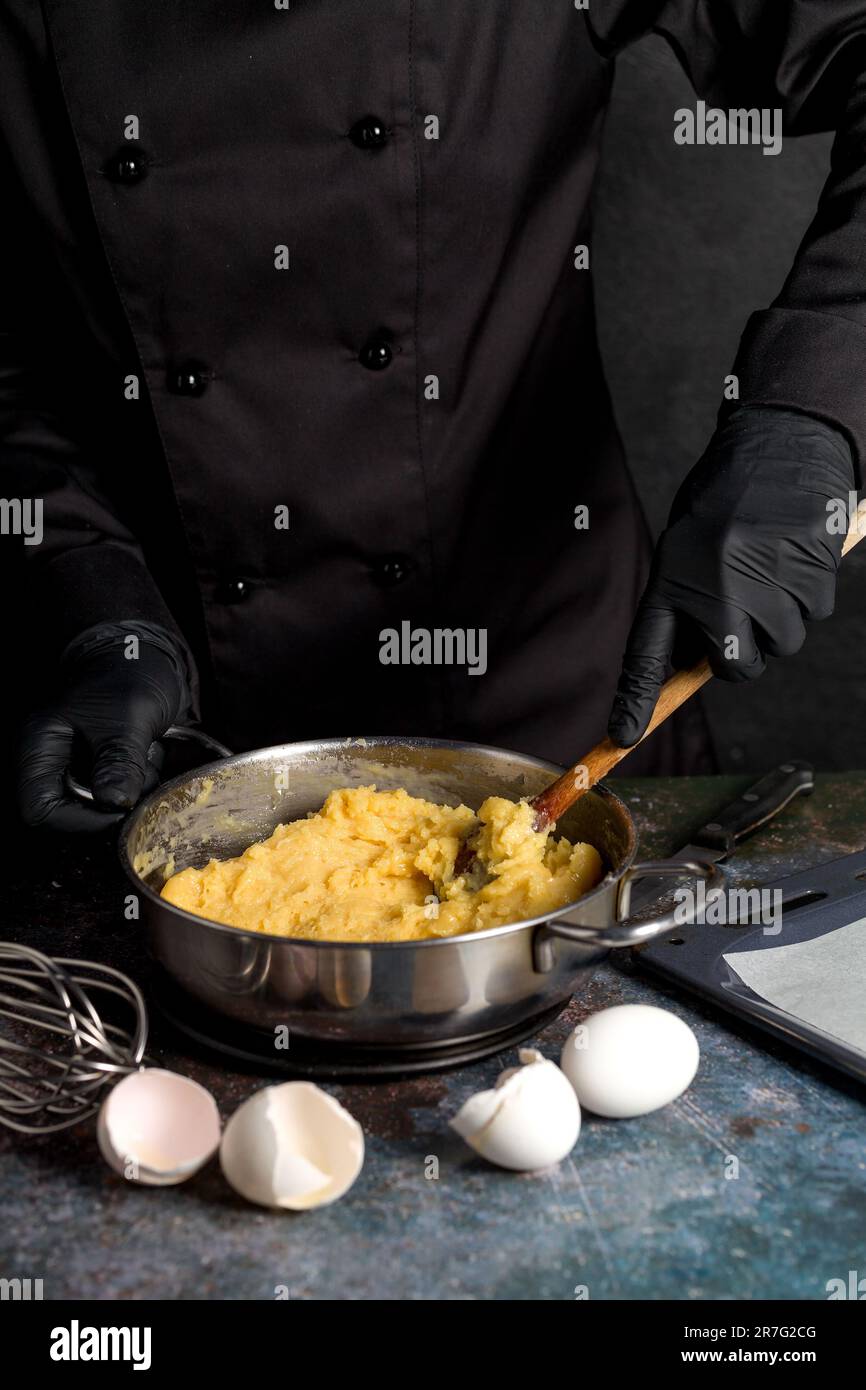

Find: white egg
<box><xmin>98</xmin><ymin>1068</ymin><xmax>221</xmax><ymax>1185</ymax></box>
<box><xmin>450</xmin><ymin>1048</ymin><xmax>580</xmax><ymax>1171</ymax></box>
<box><xmin>220</xmin><ymin>1081</ymin><xmax>364</xmax><ymax>1210</ymax></box>
<box><xmin>560</xmin><ymin>1004</ymin><xmax>699</xmax><ymax>1118</ymax></box>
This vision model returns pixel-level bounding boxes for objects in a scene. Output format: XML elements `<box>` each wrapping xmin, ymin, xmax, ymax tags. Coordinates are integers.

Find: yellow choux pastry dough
<box><xmin>161</xmin><ymin>785</ymin><xmax>602</xmax><ymax>943</ymax></box>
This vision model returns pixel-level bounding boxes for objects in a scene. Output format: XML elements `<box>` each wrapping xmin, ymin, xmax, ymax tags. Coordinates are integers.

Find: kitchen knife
<box><xmin>626</xmin><ymin>759</ymin><xmax>815</xmax><ymax>920</ymax></box>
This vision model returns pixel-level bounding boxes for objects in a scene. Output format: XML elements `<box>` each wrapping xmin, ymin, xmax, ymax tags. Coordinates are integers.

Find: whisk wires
<box><xmin>0</xmin><ymin>943</ymin><xmax>148</xmax><ymax>1135</ymax></box>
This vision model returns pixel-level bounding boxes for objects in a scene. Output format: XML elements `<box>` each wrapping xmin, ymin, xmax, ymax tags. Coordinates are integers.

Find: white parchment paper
<box><xmin>723</xmin><ymin>917</ymin><xmax>866</xmax><ymax>1054</ymax></box>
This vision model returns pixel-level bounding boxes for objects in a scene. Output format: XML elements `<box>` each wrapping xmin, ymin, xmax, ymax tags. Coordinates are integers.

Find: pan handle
<box><xmin>533</xmin><ymin>859</ymin><xmax>724</xmax><ymax>970</ymax></box>
<box><xmin>65</xmin><ymin>725</ymin><xmax>233</xmax><ymax>803</ymax></box>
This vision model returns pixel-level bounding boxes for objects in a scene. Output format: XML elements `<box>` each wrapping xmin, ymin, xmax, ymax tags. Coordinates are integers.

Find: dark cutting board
<box><xmin>637</xmin><ymin>847</ymin><xmax>866</xmax><ymax>1084</ymax></box>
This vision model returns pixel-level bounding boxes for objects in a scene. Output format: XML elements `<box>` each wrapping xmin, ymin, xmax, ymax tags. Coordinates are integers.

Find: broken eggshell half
<box><xmin>98</xmin><ymin>1067</ymin><xmax>222</xmax><ymax>1186</ymax></box>
<box><xmin>220</xmin><ymin>1081</ymin><xmax>364</xmax><ymax>1210</ymax></box>
<box><xmin>450</xmin><ymin>1047</ymin><xmax>581</xmax><ymax>1171</ymax></box>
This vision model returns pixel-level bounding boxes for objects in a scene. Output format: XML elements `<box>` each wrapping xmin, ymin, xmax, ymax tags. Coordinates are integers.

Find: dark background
<box><xmin>595</xmin><ymin>37</ymin><xmax>866</xmax><ymax>773</ymax></box>
<box><xmin>3</xmin><ymin>37</ymin><xmax>864</xmax><ymax>802</ymax></box>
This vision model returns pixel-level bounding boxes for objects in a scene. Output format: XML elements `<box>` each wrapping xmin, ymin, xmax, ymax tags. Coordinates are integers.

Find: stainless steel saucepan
<box><xmin>119</xmin><ymin>736</ymin><xmax>720</xmax><ymax>1062</ymax></box>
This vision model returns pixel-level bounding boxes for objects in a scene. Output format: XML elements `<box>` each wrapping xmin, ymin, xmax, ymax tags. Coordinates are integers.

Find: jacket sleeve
<box><xmin>0</xmin><ymin>176</ymin><xmax>186</xmax><ymax>655</ymax></box>
<box><xmin>586</xmin><ymin>0</ymin><xmax>866</xmax><ymax>473</ymax></box>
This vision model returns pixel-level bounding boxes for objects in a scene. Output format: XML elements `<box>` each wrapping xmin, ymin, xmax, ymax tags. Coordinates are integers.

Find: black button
<box><xmin>166</xmin><ymin>363</ymin><xmax>208</xmax><ymax>396</ymax></box>
<box><xmin>373</xmin><ymin>555</ymin><xmax>414</xmax><ymax>587</ymax></box>
<box><xmin>359</xmin><ymin>336</ymin><xmax>393</xmax><ymax>371</ymax></box>
<box><xmin>349</xmin><ymin>116</ymin><xmax>389</xmax><ymax>151</ymax></box>
<box><xmin>104</xmin><ymin>147</ymin><xmax>148</xmax><ymax>184</ymax></box>
<box><xmin>215</xmin><ymin>577</ymin><xmax>251</xmax><ymax>604</ymax></box>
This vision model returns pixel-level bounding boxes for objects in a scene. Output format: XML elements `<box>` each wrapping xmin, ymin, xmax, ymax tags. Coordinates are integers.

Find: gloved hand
<box><xmin>608</xmin><ymin>407</ymin><xmax>858</xmax><ymax>748</ymax></box>
<box><xmin>18</xmin><ymin>621</ymin><xmax>195</xmax><ymax>832</ymax></box>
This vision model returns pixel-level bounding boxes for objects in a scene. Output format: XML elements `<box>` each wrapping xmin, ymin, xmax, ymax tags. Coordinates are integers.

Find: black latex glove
<box><xmin>608</xmin><ymin>407</ymin><xmax>858</xmax><ymax>748</ymax></box>
<box><xmin>18</xmin><ymin>621</ymin><xmax>194</xmax><ymax>832</ymax></box>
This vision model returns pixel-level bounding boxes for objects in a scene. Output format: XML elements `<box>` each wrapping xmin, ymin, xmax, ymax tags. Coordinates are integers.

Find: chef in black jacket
<box><xmin>1</xmin><ymin>0</ymin><xmax>861</xmax><ymax>831</ymax></box>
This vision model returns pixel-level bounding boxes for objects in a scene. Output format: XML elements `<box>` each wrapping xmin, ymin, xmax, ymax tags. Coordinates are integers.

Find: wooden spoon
<box><xmin>455</xmin><ymin>499</ymin><xmax>866</xmax><ymax>875</ymax></box>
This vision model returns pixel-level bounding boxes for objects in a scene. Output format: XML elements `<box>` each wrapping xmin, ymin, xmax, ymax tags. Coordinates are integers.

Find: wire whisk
<box><xmin>0</xmin><ymin>943</ymin><xmax>148</xmax><ymax>1135</ymax></box>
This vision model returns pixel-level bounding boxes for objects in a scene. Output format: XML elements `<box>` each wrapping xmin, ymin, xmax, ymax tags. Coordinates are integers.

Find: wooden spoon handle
<box><xmin>530</xmin><ymin>662</ymin><xmax>711</xmax><ymax>828</ymax></box>
<box><xmin>531</xmin><ymin>498</ymin><xmax>866</xmax><ymax>830</ymax></box>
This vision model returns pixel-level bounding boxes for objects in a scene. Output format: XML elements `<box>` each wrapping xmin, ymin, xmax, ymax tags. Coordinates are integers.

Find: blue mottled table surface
<box><xmin>2</xmin><ymin>774</ymin><xmax>865</xmax><ymax>1301</ymax></box>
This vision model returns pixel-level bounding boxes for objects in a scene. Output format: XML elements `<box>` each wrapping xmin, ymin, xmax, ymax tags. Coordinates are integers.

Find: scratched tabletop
<box><xmin>1</xmin><ymin>774</ymin><xmax>865</xmax><ymax>1302</ymax></box>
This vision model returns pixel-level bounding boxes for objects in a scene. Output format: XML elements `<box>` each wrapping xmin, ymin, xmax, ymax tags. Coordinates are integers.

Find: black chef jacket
<box><xmin>2</xmin><ymin>1</ymin><xmax>865</xmax><ymax>770</ymax></box>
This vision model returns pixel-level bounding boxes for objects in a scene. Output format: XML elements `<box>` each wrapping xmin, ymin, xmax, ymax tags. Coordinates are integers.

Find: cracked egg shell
<box><xmin>98</xmin><ymin>1068</ymin><xmax>221</xmax><ymax>1186</ymax></box>
<box><xmin>450</xmin><ymin>1048</ymin><xmax>580</xmax><ymax>1171</ymax></box>
<box><xmin>220</xmin><ymin>1081</ymin><xmax>364</xmax><ymax>1210</ymax></box>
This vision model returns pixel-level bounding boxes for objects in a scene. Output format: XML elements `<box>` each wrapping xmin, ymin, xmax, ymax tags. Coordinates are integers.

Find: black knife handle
<box><xmin>691</xmin><ymin>760</ymin><xmax>815</xmax><ymax>855</ymax></box>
